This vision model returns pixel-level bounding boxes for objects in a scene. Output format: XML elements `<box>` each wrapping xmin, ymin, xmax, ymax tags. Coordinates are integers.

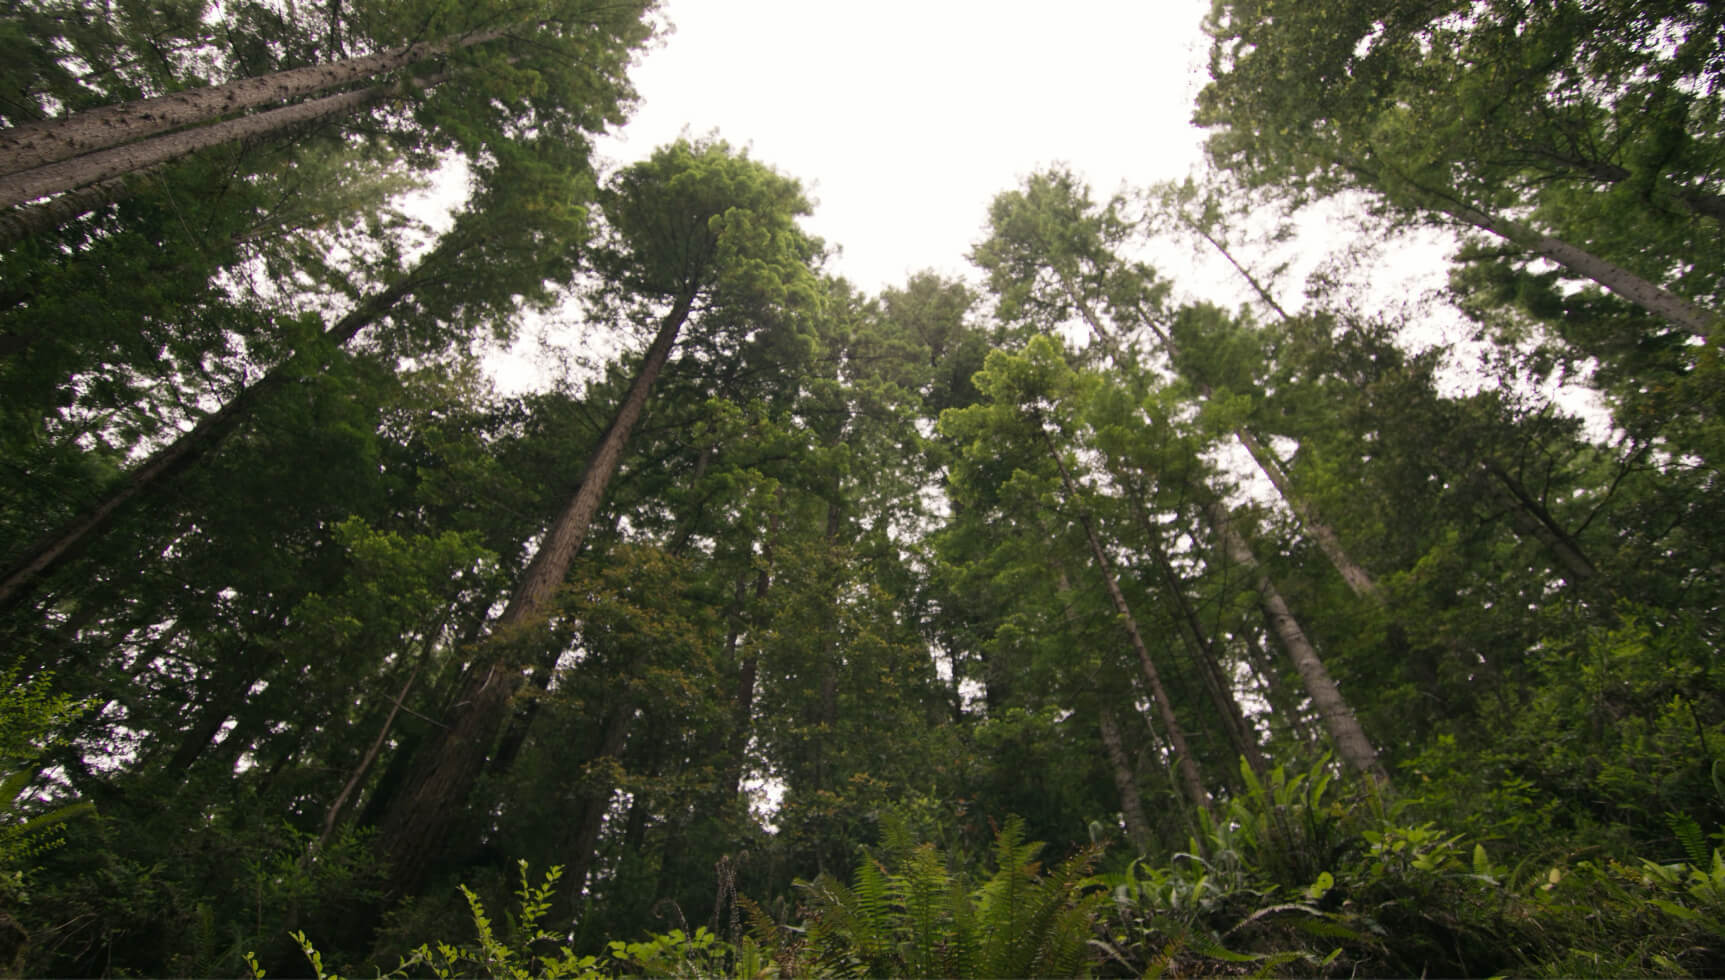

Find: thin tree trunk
<box><xmin>563</xmin><ymin>700</ymin><xmax>636</xmax><ymax>899</ymax></box>
<box><xmin>1482</xmin><ymin>460</ymin><xmax>1599</xmax><ymax>587</ymax></box>
<box><xmin>1435</xmin><ymin>197</ymin><xmax>1719</xmax><ymax>339</ymax></box>
<box><xmin>1041</xmin><ymin>426</ymin><xmax>1211</xmax><ymax>813</ymax></box>
<box><xmin>1240</xmin><ymin>629</ymin><xmax>1318</xmax><ymax>747</ymax></box>
<box><xmin>318</xmin><ymin>660</ymin><xmax>423</xmax><ymax>852</ymax></box>
<box><xmin>0</xmin><ymin>30</ymin><xmax>505</xmax><ymax>177</ymax></box>
<box><xmin>0</xmin><ymin>172</ymin><xmax>139</xmax><ymax>249</ymax></box>
<box><xmin>0</xmin><ymin>269</ymin><xmax>421</xmax><ymax>609</ymax></box>
<box><xmin>1206</xmin><ymin>501</ymin><xmax>1390</xmax><ymax>785</ymax></box>
<box><xmin>1121</xmin><ymin>483</ymin><xmax>1269</xmax><ymax>778</ymax></box>
<box><xmin>374</xmin><ymin>291</ymin><xmax>695</xmax><ymax>889</ymax></box>
<box><xmin>1164</xmin><ymin>232</ymin><xmax>1380</xmax><ymax>597</ymax></box>
<box><xmin>1071</xmin><ymin>259</ymin><xmax>1381</xmax><ymax>601</ymax></box>
<box><xmin>1235</xmin><ymin>428</ymin><xmax>1378</xmax><ymax>597</ymax></box>
<box><xmin>723</xmin><ymin>507</ymin><xmax>779</xmax><ymax>803</ymax></box>
<box><xmin>1052</xmin><ymin>564</ymin><xmax>1157</xmax><ymax>850</ymax></box>
<box><xmin>1097</xmin><ymin>705</ymin><xmax>1153</xmax><ymax>853</ymax></box>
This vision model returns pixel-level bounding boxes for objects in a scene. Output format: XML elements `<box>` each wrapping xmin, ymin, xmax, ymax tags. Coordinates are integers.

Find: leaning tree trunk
<box><xmin>1097</xmin><ymin>705</ymin><xmax>1154</xmax><ymax>853</ymax></box>
<box><xmin>1042</xmin><ymin>426</ymin><xmax>1212</xmax><ymax>813</ymax></box>
<box><xmin>0</xmin><ymin>269</ymin><xmax>421</xmax><ymax>610</ymax></box>
<box><xmin>1341</xmin><ymin>156</ymin><xmax>1725</xmax><ymax>339</ymax></box>
<box><xmin>1233</xmin><ymin>428</ymin><xmax>1378</xmax><ymax>597</ymax></box>
<box><xmin>0</xmin><ymin>172</ymin><xmax>140</xmax><ymax>249</ymax></box>
<box><xmin>1442</xmin><ymin>200</ymin><xmax>1719</xmax><ymax>340</ymax></box>
<box><xmin>0</xmin><ymin>30</ymin><xmax>505</xmax><ymax>177</ymax></box>
<box><xmin>1205</xmin><ymin>500</ymin><xmax>1391</xmax><ymax>785</ymax></box>
<box><xmin>1054</xmin><ymin>564</ymin><xmax>1157</xmax><ymax>850</ymax></box>
<box><xmin>374</xmin><ymin>290</ymin><xmax>695</xmax><ymax>891</ymax></box>
<box><xmin>1067</xmin><ymin>266</ymin><xmax>1382</xmax><ymax>600</ymax></box>
<box><xmin>1118</xmin><ymin>478</ymin><xmax>1270</xmax><ymax>779</ymax></box>
<box><xmin>1481</xmin><ymin>459</ymin><xmax>1600</xmax><ymax>589</ymax></box>
<box><xmin>0</xmin><ymin>67</ymin><xmax>450</xmax><ymax>212</ymax></box>
<box><xmin>560</xmin><ymin>699</ymin><xmax>637</xmax><ymax>901</ymax></box>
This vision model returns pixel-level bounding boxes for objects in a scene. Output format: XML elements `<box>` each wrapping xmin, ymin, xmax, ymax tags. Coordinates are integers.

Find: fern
<box><xmin>1667</xmin><ymin>810</ymin><xmax>1711</xmax><ymax>868</ymax></box>
<box><xmin>794</xmin><ymin>815</ymin><xmax>1103</xmax><ymax>978</ymax></box>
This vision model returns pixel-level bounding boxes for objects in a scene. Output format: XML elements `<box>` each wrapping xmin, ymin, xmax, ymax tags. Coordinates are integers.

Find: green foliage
<box><xmin>0</xmin><ymin>663</ymin><xmax>94</xmax><ymax>899</ymax></box>
<box><xmin>272</xmin><ymin>862</ymin><xmax>764</xmax><ymax>980</ymax></box>
<box><xmin>785</xmin><ymin>816</ymin><xmax>1102</xmax><ymax>979</ymax></box>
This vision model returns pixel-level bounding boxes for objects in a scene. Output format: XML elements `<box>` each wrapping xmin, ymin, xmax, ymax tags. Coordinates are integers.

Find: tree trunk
<box><xmin>1482</xmin><ymin>459</ymin><xmax>1599</xmax><ymax>588</ymax></box>
<box><xmin>1124</xmin><ymin>487</ymin><xmax>1270</xmax><ymax>779</ymax></box>
<box><xmin>1438</xmin><ymin>200</ymin><xmax>1719</xmax><ymax>340</ymax></box>
<box><xmin>0</xmin><ymin>269</ymin><xmax>420</xmax><ymax>610</ymax></box>
<box><xmin>723</xmin><ymin>507</ymin><xmax>779</xmax><ymax>803</ymax></box>
<box><xmin>374</xmin><ymin>291</ymin><xmax>694</xmax><ymax>890</ymax></box>
<box><xmin>1042</xmin><ymin>427</ymin><xmax>1211</xmax><ymax>813</ymax></box>
<box><xmin>1097</xmin><ymin>705</ymin><xmax>1153</xmax><ymax>853</ymax></box>
<box><xmin>562</xmin><ymin>699</ymin><xmax>637</xmax><ymax>900</ymax></box>
<box><xmin>1052</xmin><ymin>563</ymin><xmax>1157</xmax><ymax>850</ymax></box>
<box><xmin>1233</xmin><ymin>428</ymin><xmax>1379</xmax><ymax>596</ymax></box>
<box><xmin>1078</xmin><ymin>254</ymin><xmax>1382</xmax><ymax>602</ymax></box>
<box><xmin>0</xmin><ymin>69</ymin><xmax>451</xmax><ymax>212</ymax></box>
<box><xmin>492</xmin><ymin>441</ymin><xmax>720</xmax><ymax>777</ymax></box>
<box><xmin>0</xmin><ymin>172</ymin><xmax>139</xmax><ymax>249</ymax></box>
<box><xmin>318</xmin><ymin>660</ymin><xmax>423</xmax><ymax>852</ymax></box>
<box><xmin>1206</xmin><ymin>501</ymin><xmax>1391</xmax><ymax>785</ymax></box>
<box><xmin>0</xmin><ymin>30</ymin><xmax>505</xmax><ymax>178</ymax></box>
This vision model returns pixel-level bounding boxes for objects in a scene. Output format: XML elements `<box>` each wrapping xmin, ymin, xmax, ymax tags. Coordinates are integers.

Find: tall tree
<box><xmin>1196</xmin><ymin>0</ymin><xmax>1724</xmax><ymax>339</ymax></box>
<box><xmin>0</xmin><ymin>1</ymin><xmax>654</xmax><ymax>232</ymax></box>
<box><xmin>372</xmin><ymin>139</ymin><xmax>822</xmax><ymax>891</ymax></box>
<box><xmin>0</xmin><ymin>136</ymin><xmax>598</xmax><ymax>611</ymax></box>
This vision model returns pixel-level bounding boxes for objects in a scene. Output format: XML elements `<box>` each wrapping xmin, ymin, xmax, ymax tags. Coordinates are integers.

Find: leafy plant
<box><xmin>0</xmin><ymin>662</ymin><xmax>94</xmax><ymax>900</ymax></box>
<box><xmin>789</xmin><ymin>815</ymin><xmax>1103</xmax><ymax>978</ymax></box>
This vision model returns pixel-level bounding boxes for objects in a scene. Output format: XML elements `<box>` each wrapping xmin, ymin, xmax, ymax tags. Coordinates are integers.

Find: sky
<box><xmin>596</xmin><ymin>0</ymin><xmax>1216</xmax><ymax>294</ymax></box>
<box><xmin>483</xmin><ymin>0</ymin><xmax>1481</xmax><ymax>412</ymax></box>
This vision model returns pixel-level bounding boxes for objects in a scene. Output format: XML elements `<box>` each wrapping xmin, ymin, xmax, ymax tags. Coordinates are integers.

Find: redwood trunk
<box><xmin>1207</xmin><ymin>502</ymin><xmax>1390</xmax><ymax>785</ymax></box>
<box><xmin>1235</xmin><ymin>428</ymin><xmax>1378</xmax><ymax>597</ymax></box>
<box><xmin>0</xmin><ymin>74</ymin><xmax>437</xmax><ymax>210</ymax></box>
<box><xmin>1098</xmin><ymin>705</ymin><xmax>1153</xmax><ymax>852</ymax></box>
<box><xmin>562</xmin><ymin>700</ymin><xmax>637</xmax><ymax>899</ymax></box>
<box><xmin>1126</xmin><ymin>489</ymin><xmax>1269</xmax><ymax>779</ymax></box>
<box><xmin>0</xmin><ymin>31</ymin><xmax>504</xmax><ymax>177</ymax></box>
<box><xmin>0</xmin><ymin>172</ymin><xmax>138</xmax><ymax>249</ymax></box>
<box><xmin>1440</xmin><ymin>201</ymin><xmax>1718</xmax><ymax>340</ymax></box>
<box><xmin>374</xmin><ymin>293</ymin><xmax>694</xmax><ymax>888</ymax></box>
<box><xmin>724</xmin><ymin>508</ymin><xmax>779</xmax><ymax>803</ymax></box>
<box><xmin>1043</xmin><ymin>428</ymin><xmax>1211</xmax><ymax>812</ymax></box>
<box><xmin>1483</xmin><ymin>460</ymin><xmax>1599</xmax><ymax>588</ymax></box>
<box><xmin>318</xmin><ymin>660</ymin><xmax>423</xmax><ymax>851</ymax></box>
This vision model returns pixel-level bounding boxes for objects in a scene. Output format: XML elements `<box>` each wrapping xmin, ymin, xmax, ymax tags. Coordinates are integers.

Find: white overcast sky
<box><xmin>486</xmin><ymin>0</ymin><xmax>1476</xmax><ymax>402</ymax></box>
<box><xmin>596</xmin><ymin>0</ymin><xmax>1215</xmax><ymax>294</ymax></box>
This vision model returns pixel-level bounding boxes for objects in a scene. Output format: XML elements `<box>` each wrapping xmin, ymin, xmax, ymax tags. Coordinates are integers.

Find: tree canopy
<box><xmin>3</xmin><ymin>2</ymin><xmax>1725</xmax><ymax>977</ymax></box>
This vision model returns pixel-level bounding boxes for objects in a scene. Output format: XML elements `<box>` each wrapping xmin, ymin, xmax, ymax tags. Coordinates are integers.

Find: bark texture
<box><xmin>374</xmin><ymin>292</ymin><xmax>694</xmax><ymax>890</ymax></box>
<box><xmin>0</xmin><ymin>31</ymin><xmax>504</xmax><ymax>177</ymax></box>
<box><xmin>1207</xmin><ymin>501</ymin><xmax>1390</xmax><ymax>784</ymax></box>
<box><xmin>0</xmin><ymin>74</ymin><xmax>441</xmax><ymax>210</ymax></box>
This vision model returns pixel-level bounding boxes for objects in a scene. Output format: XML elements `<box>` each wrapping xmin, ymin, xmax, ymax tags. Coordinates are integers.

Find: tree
<box><xmin>0</xmin><ymin>1</ymin><xmax>654</xmax><ymax>231</ymax></box>
<box><xmin>0</xmin><ymin>135</ymin><xmax>598</xmax><ymax>611</ymax></box>
<box><xmin>1197</xmin><ymin>0</ymin><xmax>1724</xmax><ymax>340</ymax></box>
<box><xmin>372</xmin><ymin>139</ymin><xmax>823</xmax><ymax>891</ymax></box>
